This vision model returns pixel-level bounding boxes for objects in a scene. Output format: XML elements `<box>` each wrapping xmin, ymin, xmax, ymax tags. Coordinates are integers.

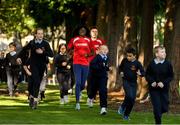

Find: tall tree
<box><xmin>96</xmin><ymin>0</ymin><xmax>108</xmax><ymax>40</ymax></box>
<box><xmin>105</xmin><ymin>0</ymin><xmax>125</xmax><ymax>89</ymax></box>
<box><xmin>164</xmin><ymin>0</ymin><xmax>180</xmax><ymax>102</ymax></box>
<box><xmin>123</xmin><ymin>0</ymin><xmax>138</xmax><ymax>50</ymax></box>
<box><xmin>138</xmin><ymin>0</ymin><xmax>154</xmax><ymax>99</ymax></box>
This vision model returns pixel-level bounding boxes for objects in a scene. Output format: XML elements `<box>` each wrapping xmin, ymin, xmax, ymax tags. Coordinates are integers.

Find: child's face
<box><xmin>35</xmin><ymin>29</ymin><xmax>44</xmax><ymax>40</ymax></box>
<box><xmin>127</xmin><ymin>53</ymin><xmax>136</xmax><ymax>61</ymax></box>
<box><xmin>60</xmin><ymin>45</ymin><xmax>66</xmax><ymax>54</ymax></box>
<box><xmin>99</xmin><ymin>46</ymin><xmax>109</xmax><ymax>55</ymax></box>
<box><xmin>9</xmin><ymin>45</ymin><xmax>16</xmax><ymax>52</ymax></box>
<box><xmin>79</xmin><ymin>27</ymin><xmax>86</xmax><ymax>36</ymax></box>
<box><xmin>155</xmin><ymin>48</ymin><xmax>166</xmax><ymax>60</ymax></box>
<box><xmin>90</xmin><ymin>28</ymin><xmax>98</xmax><ymax>38</ymax></box>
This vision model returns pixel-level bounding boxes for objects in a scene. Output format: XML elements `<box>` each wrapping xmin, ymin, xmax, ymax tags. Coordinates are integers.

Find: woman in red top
<box><xmin>68</xmin><ymin>26</ymin><xmax>92</xmax><ymax>110</ymax></box>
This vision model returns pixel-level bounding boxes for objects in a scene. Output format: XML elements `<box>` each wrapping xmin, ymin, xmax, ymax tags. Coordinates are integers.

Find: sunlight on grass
<box><xmin>0</xmin><ymin>83</ymin><xmax>180</xmax><ymax>124</ymax></box>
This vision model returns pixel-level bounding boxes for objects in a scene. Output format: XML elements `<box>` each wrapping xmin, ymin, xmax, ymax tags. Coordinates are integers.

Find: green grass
<box><xmin>0</xmin><ymin>83</ymin><xmax>180</xmax><ymax>124</ymax></box>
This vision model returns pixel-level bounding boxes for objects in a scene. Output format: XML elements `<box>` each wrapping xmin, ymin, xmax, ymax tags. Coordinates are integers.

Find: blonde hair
<box><xmin>154</xmin><ymin>45</ymin><xmax>165</xmax><ymax>54</ymax></box>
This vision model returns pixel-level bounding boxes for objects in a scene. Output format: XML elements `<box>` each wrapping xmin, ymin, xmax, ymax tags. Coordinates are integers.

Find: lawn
<box><xmin>0</xmin><ymin>83</ymin><xmax>180</xmax><ymax>124</ymax></box>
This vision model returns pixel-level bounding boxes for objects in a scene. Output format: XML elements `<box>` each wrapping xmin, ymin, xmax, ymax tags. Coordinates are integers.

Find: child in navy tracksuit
<box><xmin>89</xmin><ymin>45</ymin><xmax>111</xmax><ymax>115</ymax></box>
<box><xmin>146</xmin><ymin>46</ymin><xmax>173</xmax><ymax>124</ymax></box>
<box><xmin>118</xmin><ymin>47</ymin><xmax>145</xmax><ymax>120</ymax></box>
<box><xmin>5</xmin><ymin>42</ymin><xmax>21</xmax><ymax>96</ymax></box>
<box><xmin>54</xmin><ymin>44</ymin><xmax>71</xmax><ymax>104</ymax></box>
<box><xmin>17</xmin><ymin>28</ymin><xmax>53</xmax><ymax>109</ymax></box>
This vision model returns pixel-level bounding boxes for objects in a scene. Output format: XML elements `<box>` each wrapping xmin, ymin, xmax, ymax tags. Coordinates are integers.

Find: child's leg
<box><xmin>121</xmin><ymin>80</ymin><xmax>137</xmax><ymax>117</ymax></box>
<box><xmin>123</xmin><ymin>82</ymin><xmax>137</xmax><ymax>117</ymax></box>
<box><xmin>64</xmin><ymin>74</ymin><xmax>70</xmax><ymax>96</ymax></box>
<box><xmin>73</xmin><ymin>64</ymin><xmax>82</xmax><ymax>103</ymax></box>
<box><xmin>150</xmin><ymin>91</ymin><xmax>162</xmax><ymax>124</ymax></box>
<box><xmin>57</xmin><ymin>73</ymin><xmax>65</xmax><ymax>99</ymax></box>
<box><xmin>80</xmin><ymin>65</ymin><xmax>89</xmax><ymax>91</ymax></box>
<box><xmin>6</xmin><ymin>70</ymin><xmax>13</xmax><ymax>96</ymax></box>
<box><xmin>121</xmin><ymin>80</ymin><xmax>130</xmax><ymax>111</ymax></box>
<box><xmin>99</xmin><ymin>77</ymin><xmax>108</xmax><ymax>108</ymax></box>
<box><xmin>88</xmin><ymin>75</ymin><xmax>98</xmax><ymax>100</ymax></box>
<box><xmin>160</xmin><ymin>92</ymin><xmax>169</xmax><ymax>113</ymax></box>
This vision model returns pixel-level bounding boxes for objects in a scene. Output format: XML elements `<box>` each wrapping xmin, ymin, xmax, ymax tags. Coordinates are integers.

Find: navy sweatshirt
<box><xmin>90</xmin><ymin>54</ymin><xmax>110</xmax><ymax>78</ymax></box>
<box><xmin>119</xmin><ymin>58</ymin><xmax>145</xmax><ymax>82</ymax></box>
<box><xmin>5</xmin><ymin>52</ymin><xmax>20</xmax><ymax>70</ymax></box>
<box><xmin>145</xmin><ymin>59</ymin><xmax>173</xmax><ymax>92</ymax></box>
<box><xmin>17</xmin><ymin>39</ymin><xmax>53</xmax><ymax>67</ymax></box>
<box><xmin>54</xmin><ymin>53</ymin><xmax>71</xmax><ymax>74</ymax></box>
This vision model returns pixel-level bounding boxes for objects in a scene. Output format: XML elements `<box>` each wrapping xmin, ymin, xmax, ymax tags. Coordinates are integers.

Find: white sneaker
<box><xmin>100</xmin><ymin>107</ymin><xmax>107</xmax><ymax>115</ymax></box>
<box><xmin>64</xmin><ymin>95</ymin><xmax>68</xmax><ymax>103</ymax></box>
<box><xmin>75</xmin><ymin>103</ymin><xmax>80</xmax><ymax>110</ymax></box>
<box><xmin>68</xmin><ymin>89</ymin><xmax>73</xmax><ymax>94</ymax></box>
<box><xmin>60</xmin><ymin>98</ymin><xmax>64</xmax><ymax>104</ymax></box>
<box><xmin>87</xmin><ymin>98</ymin><xmax>93</xmax><ymax>108</ymax></box>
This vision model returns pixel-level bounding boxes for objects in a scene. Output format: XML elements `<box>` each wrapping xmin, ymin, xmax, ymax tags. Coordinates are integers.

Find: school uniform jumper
<box><xmin>54</xmin><ymin>53</ymin><xmax>71</xmax><ymax>98</ymax></box>
<box><xmin>145</xmin><ymin>59</ymin><xmax>173</xmax><ymax>124</ymax></box>
<box><xmin>17</xmin><ymin>39</ymin><xmax>53</xmax><ymax>98</ymax></box>
<box><xmin>119</xmin><ymin>58</ymin><xmax>145</xmax><ymax>117</ymax></box>
<box><xmin>89</xmin><ymin>54</ymin><xmax>110</xmax><ymax>108</ymax></box>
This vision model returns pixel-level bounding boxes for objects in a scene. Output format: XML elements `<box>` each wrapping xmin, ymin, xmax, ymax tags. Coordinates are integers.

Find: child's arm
<box><xmin>23</xmin><ymin>65</ymin><xmax>32</xmax><ymax>76</ymax></box>
<box><xmin>159</xmin><ymin>62</ymin><xmax>174</xmax><ymax>88</ymax></box>
<box><xmin>118</xmin><ymin>58</ymin><xmax>125</xmax><ymax>74</ymax></box>
<box><xmin>145</xmin><ymin>63</ymin><xmax>156</xmax><ymax>87</ymax></box>
<box><xmin>137</xmin><ymin>61</ymin><xmax>145</xmax><ymax>77</ymax></box>
<box><xmin>43</xmin><ymin>42</ymin><xmax>54</xmax><ymax>57</ymax></box>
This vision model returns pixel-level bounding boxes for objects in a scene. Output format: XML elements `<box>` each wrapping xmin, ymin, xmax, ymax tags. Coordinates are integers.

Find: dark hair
<box><xmin>9</xmin><ymin>42</ymin><xmax>16</xmax><ymax>47</ymax></box>
<box><xmin>58</xmin><ymin>43</ymin><xmax>67</xmax><ymax>53</ymax></box>
<box><xmin>73</xmin><ymin>25</ymin><xmax>90</xmax><ymax>37</ymax></box>
<box><xmin>126</xmin><ymin>47</ymin><xmax>136</xmax><ymax>55</ymax></box>
<box><xmin>90</xmin><ymin>26</ymin><xmax>98</xmax><ymax>31</ymax></box>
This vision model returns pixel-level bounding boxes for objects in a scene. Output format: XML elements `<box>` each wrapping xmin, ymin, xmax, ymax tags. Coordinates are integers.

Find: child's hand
<box><xmin>26</xmin><ymin>70</ymin><xmax>32</xmax><ymax>76</ymax></box>
<box><xmin>109</xmin><ymin>66</ymin><xmax>113</xmax><ymax>71</ymax></box>
<box><xmin>120</xmin><ymin>72</ymin><xmax>124</xmax><ymax>77</ymax></box>
<box><xmin>36</xmin><ymin>48</ymin><xmax>44</xmax><ymax>54</ymax></box>
<box><xmin>62</xmin><ymin>62</ymin><xmax>67</xmax><ymax>66</ymax></box>
<box><xmin>136</xmin><ymin>70</ymin><xmax>141</xmax><ymax>76</ymax></box>
<box><xmin>67</xmin><ymin>65</ymin><xmax>71</xmax><ymax>69</ymax></box>
<box><xmin>151</xmin><ymin>82</ymin><xmax>157</xmax><ymax>87</ymax></box>
<box><xmin>157</xmin><ymin>82</ymin><xmax>164</xmax><ymax>88</ymax></box>
<box><xmin>16</xmin><ymin>58</ymin><xmax>22</xmax><ymax>64</ymax></box>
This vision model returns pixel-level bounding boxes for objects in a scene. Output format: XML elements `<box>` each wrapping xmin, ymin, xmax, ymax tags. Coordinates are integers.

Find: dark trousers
<box><xmin>57</xmin><ymin>72</ymin><xmax>70</xmax><ymax>98</ymax></box>
<box><xmin>89</xmin><ymin>75</ymin><xmax>108</xmax><ymax>108</ymax></box>
<box><xmin>87</xmin><ymin>72</ymin><xmax>92</xmax><ymax>98</ymax></box>
<box><xmin>28</xmin><ymin>64</ymin><xmax>45</xmax><ymax>98</ymax></box>
<box><xmin>150</xmin><ymin>90</ymin><xmax>169</xmax><ymax>124</ymax></box>
<box><xmin>73</xmin><ymin>64</ymin><xmax>89</xmax><ymax>102</ymax></box>
<box><xmin>121</xmin><ymin>80</ymin><xmax>137</xmax><ymax>117</ymax></box>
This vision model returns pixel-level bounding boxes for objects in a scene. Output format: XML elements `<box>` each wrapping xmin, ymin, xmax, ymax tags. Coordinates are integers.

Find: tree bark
<box><xmin>123</xmin><ymin>0</ymin><xmax>138</xmax><ymax>50</ymax></box>
<box><xmin>137</xmin><ymin>0</ymin><xmax>154</xmax><ymax>100</ymax></box>
<box><xmin>96</xmin><ymin>0</ymin><xmax>108</xmax><ymax>40</ymax></box>
<box><xmin>166</xmin><ymin>0</ymin><xmax>180</xmax><ymax>103</ymax></box>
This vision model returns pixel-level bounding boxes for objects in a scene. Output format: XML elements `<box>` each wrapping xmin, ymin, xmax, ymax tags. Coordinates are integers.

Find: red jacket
<box><xmin>68</xmin><ymin>36</ymin><xmax>92</xmax><ymax>66</ymax></box>
<box><xmin>89</xmin><ymin>38</ymin><xmax>106</xmax><ymax>62</ymax></box>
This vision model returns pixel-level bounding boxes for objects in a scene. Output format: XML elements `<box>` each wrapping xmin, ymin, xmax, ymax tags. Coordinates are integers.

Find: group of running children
<box><xmin>3</xmin><ymin>26</ymin><xmax>173</xmax><ymax>124</ymax></box>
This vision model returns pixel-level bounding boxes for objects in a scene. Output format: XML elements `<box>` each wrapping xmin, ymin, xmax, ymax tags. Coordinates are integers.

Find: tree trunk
<box><xmin>96</xmin><ymin>0</ymin><xmax>108</xmax><ymax>40</ymax></box>
<box><xmin>137</xmin><ymin>0</ymin><xmax>154</xmax><ymax>100</ymax></box>
<box><xmin>105</xmin><ymin>0</ymin><xmax>124</xmax><ymax>90</ymax></box>
<box><xmin>167</xmin><ymin>0</ymin><xmax>180</xmax><ymax>103</ymax></box>
<box><xmin>123</xmin><ymin>0</ymin><xmax>138</xmax><ymax>50</ymax></box>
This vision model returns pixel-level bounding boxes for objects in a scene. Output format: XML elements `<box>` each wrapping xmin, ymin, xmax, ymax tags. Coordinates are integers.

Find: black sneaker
<box><xmin>29</xmin><ymin>97</ymin><xmax>34</xmax><ymax>108</ymax></box>
<box><xmin>40</xmin><ymin>91</ymin><xmax>45</xmax><ymax>100</ymax></box>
